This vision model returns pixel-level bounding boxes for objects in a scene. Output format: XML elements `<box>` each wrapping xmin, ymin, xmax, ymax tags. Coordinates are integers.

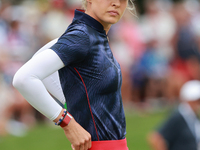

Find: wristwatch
<box><xmin>60</xmin><ymin>112</ymin><xmax>73</xmax><ymax>127</ymax></box>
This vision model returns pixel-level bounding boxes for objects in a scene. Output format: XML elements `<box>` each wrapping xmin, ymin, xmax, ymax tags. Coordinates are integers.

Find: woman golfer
<box><xmin>13</xmin><ymin>0</ymin><xmax>134</xmax><ymax>149</ymax></box>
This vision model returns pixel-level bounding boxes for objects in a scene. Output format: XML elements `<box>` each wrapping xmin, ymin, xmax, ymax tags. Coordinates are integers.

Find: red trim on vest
<box><xmin>77</xmin><ymin>9</ymin><xmax>85</xmax><ymax>13</ymax></box>
<box><xmin>89</xmin><ymin>138</ymin><xmax>128</xmax><ymax>150</ymax></box>
<box><xmin>74</xmin><ymin>68</ymin><xmax>100</xmax><ymax>141</ymax></box>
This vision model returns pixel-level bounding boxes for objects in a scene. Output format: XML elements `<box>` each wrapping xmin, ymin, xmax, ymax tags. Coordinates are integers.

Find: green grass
<box><xmin>125</xmin><ymin>111</ymin><xmax>168</xmax><ymax>149</ymax></box>
<box><xmin>0</xmin><ymin>110</ymin><xmax>169</xmax><ymax>150</ymax></box>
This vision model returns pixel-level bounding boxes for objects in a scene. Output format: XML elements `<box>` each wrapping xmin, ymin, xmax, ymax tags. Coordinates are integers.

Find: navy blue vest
<box><xmin>51</xmin><ymin>10</ymin><xmax>126</xmax><ymax>141</ymax></box>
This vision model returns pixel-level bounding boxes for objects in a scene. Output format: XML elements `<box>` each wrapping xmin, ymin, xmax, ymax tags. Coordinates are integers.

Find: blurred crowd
<box><xmin>0</xmin><ymin>0</ymin><xmax>200</xmax><ymax>137</ymax></box>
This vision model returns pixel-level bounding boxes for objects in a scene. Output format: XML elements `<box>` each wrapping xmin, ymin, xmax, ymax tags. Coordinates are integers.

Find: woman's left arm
<box><xmin>13</xmin><ymin>49</ymin><xmax>64</xmax><ymax>121</ymax></box>
<box><xmin>33</xmin><ymin>38</ymin><xmax>66</xmax><ymax>105</ymax></box>
<box><xmin>13</xmin><ymin>49</ymin><xmax>92</xmax><ymax>150</ymax></box>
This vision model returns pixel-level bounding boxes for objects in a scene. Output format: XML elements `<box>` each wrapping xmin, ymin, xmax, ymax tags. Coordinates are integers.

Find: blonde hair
<box><xmin>127</xmin><ymin>0</ymin><xmax>137</xmax><ymax>17</ymax></box>
<box><xmin>82</xmin><ymin>0</ymin><xmax>87</xmax><ymax>10</ymax></box>
<box><xmin>81</xmin><ymin>0</ymin><xmax>137</xmax><ymax>17</ymax></box>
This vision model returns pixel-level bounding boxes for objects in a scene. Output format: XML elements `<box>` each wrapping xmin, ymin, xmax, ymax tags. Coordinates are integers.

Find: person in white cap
<box><xmin>148</xmin><ymin>80</ymin><xmax>200</xmax><ymax>150</ymax></box>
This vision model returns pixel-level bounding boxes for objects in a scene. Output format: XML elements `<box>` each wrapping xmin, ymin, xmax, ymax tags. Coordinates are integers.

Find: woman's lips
<box><xmin>108</xmin><ymin>10</ymin><xmax>119</xmax><ymax>16</ymax></box>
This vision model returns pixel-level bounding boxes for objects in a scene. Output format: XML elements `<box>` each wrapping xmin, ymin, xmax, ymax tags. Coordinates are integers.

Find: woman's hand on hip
<box><xmin>62</xmin><ymin>118</ymin><xmax>92</xmax><ymax>150</ymax></box>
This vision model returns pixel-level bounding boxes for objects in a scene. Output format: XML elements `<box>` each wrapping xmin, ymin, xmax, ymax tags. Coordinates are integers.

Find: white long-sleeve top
<box><xmin>13</xmin><ymin>38</ymin><xmax>66</xmax><ymax>121</ymax></box>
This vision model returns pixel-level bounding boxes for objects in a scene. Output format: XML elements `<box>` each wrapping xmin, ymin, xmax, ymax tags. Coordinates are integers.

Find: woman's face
<box><xmin>86</xmin><ymin>0</ymin><xmax>128</xmax><ymax>28</ymax></box>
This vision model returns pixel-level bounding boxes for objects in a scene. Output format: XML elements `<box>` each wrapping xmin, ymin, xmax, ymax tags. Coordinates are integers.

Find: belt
<box><xmin>89</xmin><ymin>138</ymin><xmax>128</xmax><ymax>150</ymax></box>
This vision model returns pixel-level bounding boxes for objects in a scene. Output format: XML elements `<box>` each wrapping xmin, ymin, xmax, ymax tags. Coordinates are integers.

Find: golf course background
<box><xmin>0</xmin><ymin>109</ymin><xmax>171</xmax><ymax>150</ymax></box>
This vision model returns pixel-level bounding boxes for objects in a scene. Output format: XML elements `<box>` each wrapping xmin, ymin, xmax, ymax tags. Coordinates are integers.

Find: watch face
<box><xmin>60</xmin><ymin>113</ymin><xmax>73</xmax><ymax>127</ymax></box>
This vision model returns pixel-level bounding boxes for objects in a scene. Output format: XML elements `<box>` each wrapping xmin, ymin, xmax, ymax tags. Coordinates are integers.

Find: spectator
<box><xmin>130</xmin><ymin>0</ymin><xmax>175</xmax><ymax>105</ymax></box>
<box><xmin>167</xmin><ymin>0</ymin><xmax>200</xmax><ymax>101</ymax></box>
<box><xmin>148</xmin><ymin>80</ymin><xmax>200</xmax><ymax>150</ymax></box>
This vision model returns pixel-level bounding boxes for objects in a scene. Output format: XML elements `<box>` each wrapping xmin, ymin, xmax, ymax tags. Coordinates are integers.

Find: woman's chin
<box><xmin>106</xmin><ymin>18</ymin><xmax>119</xmax><ymax>25</ymax></box>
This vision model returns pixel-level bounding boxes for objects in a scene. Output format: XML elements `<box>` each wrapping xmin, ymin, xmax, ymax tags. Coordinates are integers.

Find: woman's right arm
<box><xmin>13</xmin><ymin>49</ymin><xmax>91</xmax><ymax>150</ymax></box>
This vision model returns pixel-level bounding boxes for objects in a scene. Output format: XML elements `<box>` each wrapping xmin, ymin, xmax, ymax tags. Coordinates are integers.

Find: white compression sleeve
<box><xmin>42</xmin><ymin>72</ymin><xmax>66</xmax><ymax>105</ymax></box>
<box><xmin>33</xmin><ymin>38</ymin><xmax>66</xmax><ymax>105</ymax></box>
<box><xmin>13</xmin><ymin>49</ymin><xmax>65</xmax><ymax>121</ymax></box>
